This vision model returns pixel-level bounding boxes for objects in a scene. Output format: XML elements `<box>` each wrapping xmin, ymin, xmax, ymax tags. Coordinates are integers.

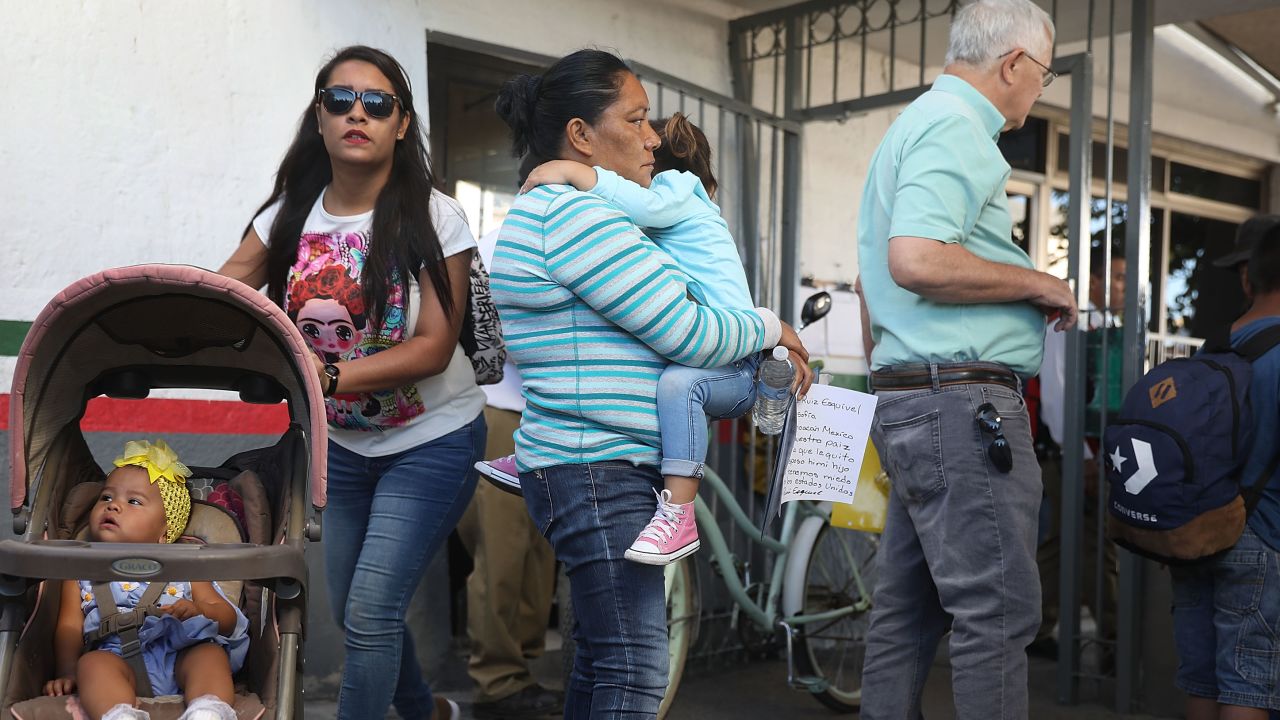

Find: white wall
<box><xmin>3</xmin><ymin>2</ymin><xmax>1277</xmax><ymax>322</ymax></box>
<box><xmin>0</xmin><ymin>0</ymin><xmax>734</xmax><ymax>323</ymax></box>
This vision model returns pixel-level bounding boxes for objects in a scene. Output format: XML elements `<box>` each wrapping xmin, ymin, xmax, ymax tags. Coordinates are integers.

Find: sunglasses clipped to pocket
<box><xmin>317</xmin><ymin>87</ymin><xmax>401</xmax><ymax>119</ymax></box>
<box><xmin>975</xmin><ymin>402</ymin><xmax>1013</xmax><ymax>473</ymax></box>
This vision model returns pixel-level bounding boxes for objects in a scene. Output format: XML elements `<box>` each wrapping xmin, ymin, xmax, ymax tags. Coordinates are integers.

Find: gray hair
<box><xmin>944</xmin><ymin>0</ymin><xmax>1056</xmax><ymax>69</ymax></box>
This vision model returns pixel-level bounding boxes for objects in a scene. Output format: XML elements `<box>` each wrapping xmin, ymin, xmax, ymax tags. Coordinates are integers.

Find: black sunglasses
<box><xmin>317</xmin><ymin>87</ymin><xmax>401</xmax><ymax>119</ymax></box>
<box><xmin>975</xmin><ymin>403</ymin><xmax>1013</xmax><ymax>473</ymax></box>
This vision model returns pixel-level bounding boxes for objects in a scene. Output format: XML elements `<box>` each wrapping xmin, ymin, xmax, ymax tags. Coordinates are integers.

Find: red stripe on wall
<box><xmin>0</xmin><ymin>395</ymin><xmax>289</xmax><ymax>435</ymax></box>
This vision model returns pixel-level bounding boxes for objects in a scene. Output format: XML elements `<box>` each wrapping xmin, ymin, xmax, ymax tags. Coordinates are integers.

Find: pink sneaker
<box><xmin>475</xmin><ymin>455</ymin><xmax>522</xmax><ymax>496</ymax></box>
<box><xmin>624</xmin><ymin>489</ymin><xmax>699</xmax><ymax>565</ymax></box>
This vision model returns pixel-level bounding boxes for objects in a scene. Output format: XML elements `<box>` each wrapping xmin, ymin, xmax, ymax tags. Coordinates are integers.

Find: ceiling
<box><xmin>1202</xmin><ymin>6</ymin><xmax>1280</xmax><ymax>81</ymax></box>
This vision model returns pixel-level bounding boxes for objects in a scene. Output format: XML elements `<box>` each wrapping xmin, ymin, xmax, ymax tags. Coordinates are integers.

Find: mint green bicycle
<box><xmin>661</xmin><ymin>465</ymin><xmax>878</xmax><ymax>715</ymax></box>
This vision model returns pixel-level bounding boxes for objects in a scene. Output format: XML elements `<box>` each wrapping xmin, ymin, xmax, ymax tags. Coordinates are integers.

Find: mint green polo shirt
<box><xmin>857</xmin><ymin>74</ymin><xmax>1045</xmax><ymax>377</ymax></box>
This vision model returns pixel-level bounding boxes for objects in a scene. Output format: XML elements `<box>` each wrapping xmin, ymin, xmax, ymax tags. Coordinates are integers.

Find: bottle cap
<box><xmin>772</xmin><ymin>345</ymin><xmax>789</xmax><ymax>361</ymax></box>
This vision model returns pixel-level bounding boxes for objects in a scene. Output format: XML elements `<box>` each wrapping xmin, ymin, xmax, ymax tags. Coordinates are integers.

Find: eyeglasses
<box><xmin>975</xmin><ymin>403</ymin><xmax>1013</xmax><ymax>473</ymax></box>
<box><xmin>317</xmin><ymin>87</ymin><xmax>402</xmax><ymax>119</ymax></box>
<box><xmin>999</xmin><ymin>49</ymin><xmax>1057</xmax><ymax>88</ymax></box>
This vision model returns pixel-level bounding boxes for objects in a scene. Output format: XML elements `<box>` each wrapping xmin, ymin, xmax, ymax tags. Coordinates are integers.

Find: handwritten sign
<box><xmin>781</xmin><ymin>384</ymin><xmax>878</xmax><ymax>504</ymax></box>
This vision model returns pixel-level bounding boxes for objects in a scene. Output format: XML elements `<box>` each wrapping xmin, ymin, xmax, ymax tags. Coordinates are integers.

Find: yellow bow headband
<box><xmin>113</xmin><ymin>440</ymin><xmax>192</xmax><ymax>544</ymax></box>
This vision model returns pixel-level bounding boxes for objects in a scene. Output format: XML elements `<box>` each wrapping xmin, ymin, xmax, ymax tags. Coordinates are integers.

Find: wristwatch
<box><xmin>322</xmin><ymin>364</ymin><xmax>340</xmax><ymax>397</ymax></box>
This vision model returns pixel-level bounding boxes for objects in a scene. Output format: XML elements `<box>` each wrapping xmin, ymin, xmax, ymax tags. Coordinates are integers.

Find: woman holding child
<box><xmin>491</xmin><ymin>49</ymin><xmax>811</xmax><ymax>717</ymax></box>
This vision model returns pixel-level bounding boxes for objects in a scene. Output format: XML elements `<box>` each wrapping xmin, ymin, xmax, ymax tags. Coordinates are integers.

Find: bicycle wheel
<box><xmin>557</xmin><ymin>559</ymin><xmax>697</xmax><ymax>719</ymax></box>
<box><xmin>782</xmin><ymin>512</ymin><xmax>878</xmax><ymax>713</ymax></box>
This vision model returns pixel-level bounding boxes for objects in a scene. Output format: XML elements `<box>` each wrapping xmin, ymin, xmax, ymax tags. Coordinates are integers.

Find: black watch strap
<box><xmin>323</xmin><ymin>364</ymin><xmax>340</xmax><ymax>397</ymax></box>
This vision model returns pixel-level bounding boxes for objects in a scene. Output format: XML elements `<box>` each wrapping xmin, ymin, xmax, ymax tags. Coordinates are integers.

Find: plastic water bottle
<box><xmin>753</xmin><ymin>345</ymin><xmax>794</xmax><ymax>435</ymax></box>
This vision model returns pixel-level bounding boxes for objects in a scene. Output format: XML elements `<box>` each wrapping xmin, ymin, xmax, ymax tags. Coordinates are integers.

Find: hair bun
<box><xmin>495</xmin><ymin>74</ymin><xmax>543</xmax><ymax>159</ymax></box>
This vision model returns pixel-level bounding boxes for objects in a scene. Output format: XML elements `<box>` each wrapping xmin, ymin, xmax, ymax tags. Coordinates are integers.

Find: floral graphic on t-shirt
<box><xmin>285</xmin><ymin>231</ymin><xmax>425</xmax><ymax>431</ymax></box>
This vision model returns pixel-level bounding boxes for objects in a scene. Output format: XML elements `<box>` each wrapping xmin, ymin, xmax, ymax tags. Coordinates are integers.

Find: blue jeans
<box><xmin>522</xmin><ymin>462</ymin><xmax>668</xmax><ymax>718</ymax></box>
<box><xmin>655</xmin><ymin>354</ymin><xmax>760</xmax><ymax>478</ymax></box>
<box><xmin>1171</xmin><ymin>525</ymin><xmax>1280</xmax><ymax>710</ymax></box>
<box><xmin>324</xmin><ymin>414</ymin><xmax>485</xmax><ymax>720</ymax></box>
<box><xmin>862</xmin><ymin>375</ymin><xmax>1041</xmax><ymax>720</ymax></box>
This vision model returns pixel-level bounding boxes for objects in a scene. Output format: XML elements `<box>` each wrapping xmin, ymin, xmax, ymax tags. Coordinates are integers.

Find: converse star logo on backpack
<box><xmin>1110</xmin><ymin>439</ymin><xmax>1158</xmax><ymax>495</ymax></box>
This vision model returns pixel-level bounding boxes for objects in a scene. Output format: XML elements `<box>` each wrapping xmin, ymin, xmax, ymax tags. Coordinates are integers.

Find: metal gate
<box><xmin>725</xmin><ymin>0</ymin><xmax>1160</xmax><ymax>712</ymax></box>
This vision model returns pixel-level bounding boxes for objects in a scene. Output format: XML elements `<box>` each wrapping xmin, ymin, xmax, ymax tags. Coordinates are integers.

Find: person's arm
<box><xmin>180</xmin><ymin>582</ymin><xmax>239</xmax><ymax>636</ymax></box>
<box><xmin>542</xmin><ymin>194</ymin><xmax>785</xmax><ymax>369</ymax></box>
<box><xmin>218</xmin><ymin>227</ymin><xmax>270</xmax><ymax>290</ymax></box>
<box><xmin>520</xmin><ymin>160</ymin><xmax>599</xmax><ymax>194</ymax></box>
<box><xmin>888</xmin><ymin>237</ymin><xmax>1076</xmax><ymax>329</ymax></box>
<box><xmin>316</xmin><ymin>251</ymin><xmax>471</xmax><ymax>395</ymax></box>
<box><xmin>45</xmin><ymin>581</ymin><xmax>84</xmax><ymax>696</ymax></box>
<box><xmin>589</xmin><ymin>167</ymin><xmax>704</xmax><ymax>230</ymax></box>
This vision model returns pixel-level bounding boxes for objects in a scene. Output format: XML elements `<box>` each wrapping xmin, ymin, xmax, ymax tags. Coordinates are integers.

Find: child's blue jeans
<box><xmin>655</xmin><ymin>353</ymin><xmax>761</xmax><ymax>479</ymax></box>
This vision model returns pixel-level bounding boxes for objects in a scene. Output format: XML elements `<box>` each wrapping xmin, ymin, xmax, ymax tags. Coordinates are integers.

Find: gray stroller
<box><xmin>0</xmin><ymin>265</ymin><xmax>328</xmax><ymax>719</ymax></box>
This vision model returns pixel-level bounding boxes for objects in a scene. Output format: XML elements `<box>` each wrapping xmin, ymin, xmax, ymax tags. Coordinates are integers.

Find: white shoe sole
<box><xmin>474</xmin><ymin>461</ymin><xmax>523</xmax><ymax>497</ymax></box>
<box><xmin>624</xmin><ymin>539</ymin><xmax>701</xmax><ymax>565</ymax></box>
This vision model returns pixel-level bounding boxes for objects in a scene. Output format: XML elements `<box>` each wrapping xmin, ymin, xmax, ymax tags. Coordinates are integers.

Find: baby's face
<box><xmin>89</xmin><ymin>466</ymin><xmax>169</xmax><ymax>543</ymax></box>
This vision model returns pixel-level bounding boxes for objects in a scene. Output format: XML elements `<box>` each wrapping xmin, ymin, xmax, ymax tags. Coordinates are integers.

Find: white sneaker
<box><xmin>179</xmin><ymin>695</ymin><xmax>236</xmax><ymax>720</ymax></box>
<box><xmin>103</xmin><ymin>705</ymin><xmax>151</xmax><ymax>720</ymax></box>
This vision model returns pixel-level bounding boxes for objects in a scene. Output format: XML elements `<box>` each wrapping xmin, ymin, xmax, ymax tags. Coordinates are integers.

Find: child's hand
<box><xmin>520</xmin><ymin>160</ymin><xmax>597</xmax><ymax>194</ymax></box>
<box><xmin>44</xmin><ymin>675</ymin><xmax>75</xmax><ymax>696</ymax></box>
<box><xmin>159</xmin><ymin>598</ymin><xmax>202</xmax><ymax>621</ymax></box>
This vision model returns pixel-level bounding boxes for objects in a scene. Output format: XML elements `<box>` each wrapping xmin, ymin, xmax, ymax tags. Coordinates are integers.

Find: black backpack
<box><xmin>1103</xmin><ymin>324</ymin><xmax>1280</xmax><ymax>563</ymax></box>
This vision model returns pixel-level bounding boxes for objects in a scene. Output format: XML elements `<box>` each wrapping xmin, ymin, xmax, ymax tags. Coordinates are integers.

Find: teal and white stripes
<box><xmin>491</xmin><ymin>185</ymin><xmax>773</xmax><ymax>471</ymax></box>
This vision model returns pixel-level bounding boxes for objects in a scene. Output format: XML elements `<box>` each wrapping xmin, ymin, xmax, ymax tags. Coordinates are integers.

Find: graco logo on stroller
<box><xmin>110</xmin><ymin>558</ymin><xmax>163</xmax><ymax>577</ymax></box>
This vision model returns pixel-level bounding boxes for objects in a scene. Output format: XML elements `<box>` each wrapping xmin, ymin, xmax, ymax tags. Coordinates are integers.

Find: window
<box><xmin>998</xmin><ymin>117</ymin><xmax>1047</xmax><ymax>173</ymax></box>
<box><xmin>1164</xmin><ymin>213</ymin><xmax>1246</xmax><ymax>338</ymax></box>
<box><xmin>1053</xmin><ymin>135</ymin><xmax>1166</xmax><ymax>188</ymax></box>
<box><xmin>1169</xmin><ymin>163</ymin><xmax>1261</xmax><ymax>207</ymax></box>
<box><xmin>1008</xmin><ymin>123</ymin><xmax>1263</xmax><ymax>353</ymax></box>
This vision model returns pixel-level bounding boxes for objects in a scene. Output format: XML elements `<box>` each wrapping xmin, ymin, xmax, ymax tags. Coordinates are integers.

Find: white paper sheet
<box><xmin>781</xmin><ymin>384</ymin><xmax>879</xmax><ymax>504</ymax></box>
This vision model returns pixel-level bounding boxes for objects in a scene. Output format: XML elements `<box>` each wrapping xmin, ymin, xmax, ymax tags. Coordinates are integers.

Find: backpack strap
<box><xmin>1236</xmin><ymin>323</ymin><xmax>1280</xmax><ymax>363</ymax></box>
<box><xmin>82</xmin><ymin>581</ymin><xmax>169</xmax><ymax>697</ymax></box>
<box><xmin>1243</xmin><ymin>451</ymin><xmax>1280</xmax><ymax>515</ymax></box>
<box><xmin>1238</xmin><ymin>323</ymin><xmax>1280</xmax><ymax>514</ymax></box>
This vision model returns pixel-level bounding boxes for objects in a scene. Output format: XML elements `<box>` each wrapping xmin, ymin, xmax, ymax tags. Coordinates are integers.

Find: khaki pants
<box><xmin>457</xmin><ymin>406</ymin><xmax>556</xmax><ymax>702</ymax></box>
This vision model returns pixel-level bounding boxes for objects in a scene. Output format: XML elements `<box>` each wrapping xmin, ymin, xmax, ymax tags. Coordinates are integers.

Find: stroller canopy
<box><xmin>8</xmin><ymin>265</ymin><xmax>327</xmax><ymax>511</ymax></box>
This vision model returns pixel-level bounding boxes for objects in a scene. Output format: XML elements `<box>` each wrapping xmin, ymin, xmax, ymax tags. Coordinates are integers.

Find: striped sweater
<box><xmin>491</xmin><ymin>185</ymin><xmax>781</xmax><ymax>470</ymax></box>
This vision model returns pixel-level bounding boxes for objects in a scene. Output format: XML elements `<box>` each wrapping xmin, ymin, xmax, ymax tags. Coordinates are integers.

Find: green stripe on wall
<box><xmin>0</xmin><ymin>321</ymin><xmax>32</xmax><ymax>356</ymax></box>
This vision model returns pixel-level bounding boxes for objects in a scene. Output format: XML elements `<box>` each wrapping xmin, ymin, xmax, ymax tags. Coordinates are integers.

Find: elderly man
<box><xmin>856</xmin><ymin>0</ymin><xmax>1077</xmax><ymax>716</ymax></box>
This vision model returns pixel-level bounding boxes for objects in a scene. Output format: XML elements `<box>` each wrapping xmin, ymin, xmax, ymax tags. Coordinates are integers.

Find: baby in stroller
<box><xmin>43</xmin><ymin>441</ymin><xmax>248</xmax><ymax>720</ymax></box>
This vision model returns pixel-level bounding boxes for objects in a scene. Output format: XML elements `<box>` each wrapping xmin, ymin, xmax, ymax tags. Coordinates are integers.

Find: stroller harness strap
<box><xmin>83</xmin><ymin>581</ymin><xmax>168</xmax><ymax>697</ymax></box>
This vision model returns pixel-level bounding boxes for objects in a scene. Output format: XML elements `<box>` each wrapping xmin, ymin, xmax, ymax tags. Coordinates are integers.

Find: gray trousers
<box><xmin>861</xmin><ymin>379</ymin><xmax>1042</xmax><ymax>720</ymax></box>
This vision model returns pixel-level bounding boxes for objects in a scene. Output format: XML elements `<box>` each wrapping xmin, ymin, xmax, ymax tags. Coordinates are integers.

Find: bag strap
<box><xmin>82</xmin><ymin>581</ymin><xmax>169</xmax><ymax>697</ymax></box>
<box><xmin>1236</xmin><ymin>323</ymin><xmax>1280</xmax><ymax>363</ymax></box>
<box><xmin>1243</xmin><ymin>450</ymin><xmax>1280</xmax><ymax>515</ymax></box>
<box><xmin>1238</xmin><ymin>323</ymin><xmax>1280</xmax><ymax>514</ymax></box>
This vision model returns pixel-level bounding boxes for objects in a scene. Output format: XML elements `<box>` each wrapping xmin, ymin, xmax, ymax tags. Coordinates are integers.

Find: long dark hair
<box><xmin>652</xmin><ymin>113</ymin><xmax>717</xmax><ymax>200</ymax></box>
<box><xmin>494</xmin><ymin>49</ymin><xmax>632</xmax><ymax>161</ymax></box>
<box><xmin>246</xmin><ymin>45</ymin><xmax>451</xmax><ymax>327</ymax></box>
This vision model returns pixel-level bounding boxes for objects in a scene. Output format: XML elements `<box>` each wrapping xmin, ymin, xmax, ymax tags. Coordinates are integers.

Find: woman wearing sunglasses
<box><xmin>219</xmin><ymin>45</ymin><xmax>484</xmax><ymax>720</ymax></box>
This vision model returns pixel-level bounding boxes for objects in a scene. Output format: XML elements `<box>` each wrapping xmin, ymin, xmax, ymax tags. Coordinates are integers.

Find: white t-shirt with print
<box><xmin>253</xmin><ymin>188</ymin><xmax>486</xmax><ymax>457</ymax></box>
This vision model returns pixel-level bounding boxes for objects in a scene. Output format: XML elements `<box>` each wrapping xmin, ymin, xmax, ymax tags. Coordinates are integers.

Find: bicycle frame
<box><xmin>696</xmin><ymin>467</ymin><xmax>867</xmax><ymax>633</ymax></box>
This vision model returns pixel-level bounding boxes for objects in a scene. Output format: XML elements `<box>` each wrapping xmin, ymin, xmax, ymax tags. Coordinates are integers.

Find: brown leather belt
<box><xmin>870</xmin><ymin>362</ymin><xmax>1020</xmax><ymax>393</ymax></box>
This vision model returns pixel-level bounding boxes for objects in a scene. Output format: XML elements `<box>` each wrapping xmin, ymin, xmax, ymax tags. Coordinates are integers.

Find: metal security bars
<box><xmin>729</xmin><ymin>0</ymin><xmax>961</xmax><ymax>120</ymax></box>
